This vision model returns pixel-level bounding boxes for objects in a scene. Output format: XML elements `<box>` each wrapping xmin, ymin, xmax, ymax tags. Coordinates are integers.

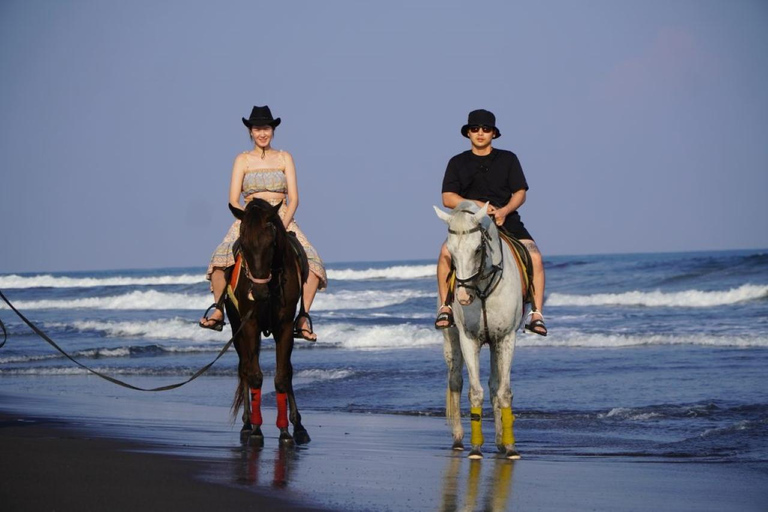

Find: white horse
<box><xmin>434</xmin><ymin>201</ymin><xmax>525</xmax><ymax>459</ymax></box>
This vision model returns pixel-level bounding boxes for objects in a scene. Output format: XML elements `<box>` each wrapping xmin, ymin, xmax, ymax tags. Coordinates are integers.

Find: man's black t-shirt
<box><xmin>441</xmin><ymin>148</ymin><xmax>531</xmax><ymax>236</ymax></box>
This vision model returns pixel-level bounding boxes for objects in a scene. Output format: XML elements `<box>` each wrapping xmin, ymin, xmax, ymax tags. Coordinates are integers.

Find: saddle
<box><xmin>226</xmin><ymin>233</ymin><xmax>310</xmax><ymax>315</ymax></box>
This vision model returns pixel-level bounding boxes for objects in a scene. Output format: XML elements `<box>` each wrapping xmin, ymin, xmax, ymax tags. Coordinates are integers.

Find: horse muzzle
<box><xmin>457</xmin><ymin>287</ymin><xmax>475</xmax><ymax>306</ymax></box>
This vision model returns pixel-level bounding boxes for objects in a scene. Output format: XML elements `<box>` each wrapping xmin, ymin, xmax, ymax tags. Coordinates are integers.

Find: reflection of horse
<box><xmin>225</xmin><ymin>199</ymin><xmax>310</xmax><ymax>446</ymax></box>
<box><xmin>439</xmin><ymin>455</ymin><xmax>516</xmax><ymax>512</ymax></box>
<box><xmin>435</xmin><ymin>202</ymin><xmax>525</xmax><ymax>459</ymax></box>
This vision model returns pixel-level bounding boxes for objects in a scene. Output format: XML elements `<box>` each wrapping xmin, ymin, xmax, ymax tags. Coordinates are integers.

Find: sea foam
<box><xmin>546</xmin><ymin>284</ymin><xmax>768</xmax><ymax>308</ymax></box>
<box><xmin>0</xmin><ymin>273</ymin><xmax>204</xmax><ymax>289</ymax></box>
<box><xmin>4</xmin><ymin>288</ymin><xmax>430</xmax><ymax>312</ymax></box>
<box><xmin>517</xmin><ymin>331</ymin><xmax>768</xmax><ymax>348</ymax></box>
<box><xmin>327</xmin><ymin>264</ymin><xmax>434</xmax><ymax>281</ymax></box>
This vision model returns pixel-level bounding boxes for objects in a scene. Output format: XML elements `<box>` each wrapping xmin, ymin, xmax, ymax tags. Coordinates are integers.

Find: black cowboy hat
<box><xmin>242</xmin><ymin>105</ymin><xmax>281</xmax><ymax>129</ymax></box>
<box><xmin>461</xmin><ymin>109</ymin><xmax>501</xmax><ymax>139</ymax></box>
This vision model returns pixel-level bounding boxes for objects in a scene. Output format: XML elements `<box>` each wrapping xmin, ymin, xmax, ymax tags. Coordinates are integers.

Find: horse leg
<box><xmin>279</xmin><ymin>324</ymin><xmax>311</xmax><ymax>445</ymax></box>
<box><xmin>443</xmin><ymin>327</ymin><xmax>464</xmax><ymax>450</ymax></box>
<box><xmin>274</xmin><ymin>325</ymin><xmax>296</xmax><ymax>445</ymax></box>
<box><xmin>459</xmin><ymin>332</ymin><xmax>484</xmax><ymax>459</ymax></box>
<box><xmin>488</xmin><ymin>342</ymin><xmax>503</xmax><ymax>453</ymax></box>
<box><xmin>241</xmin><ymin>322</ymin><xmax>264</xmax><ymax>445</ymax></box>
<box><xmin>494</xmin><ymin>332</ymin><xmax>520</xmax><ymax>460</ymax></box>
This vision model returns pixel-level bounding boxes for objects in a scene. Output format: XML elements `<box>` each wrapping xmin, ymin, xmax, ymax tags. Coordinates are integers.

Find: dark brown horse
<box><xmin>224</xmin><ymin>199</ymin><xmax>310</xmax><ymax>446</ymax></box>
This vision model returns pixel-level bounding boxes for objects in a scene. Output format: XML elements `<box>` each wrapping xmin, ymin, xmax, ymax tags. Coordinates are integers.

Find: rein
<box><xmin>450</xmin><ymin>210</ymin><xmax>505</xmax><ymax>342</ymax></box>
<box><xmin>0</xmin><ymin>288</ymin><xmax>250</xmax><ymax>392</ymax></box>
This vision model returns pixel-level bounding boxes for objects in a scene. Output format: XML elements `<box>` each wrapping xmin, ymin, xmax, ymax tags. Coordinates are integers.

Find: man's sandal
<box><xmin>525</xmin><ymin>311</ymin><xmax>547</xmax><ymax>337</ymax></box>
<box><xmin>435</xmin><ymin>305</ymin><xmax>455</xmax><ymax>330</ymax></box>
<box><xmin>199</xmin><ymin>303</ymin><xmax>226</xmax><ymax>332</ymax></box>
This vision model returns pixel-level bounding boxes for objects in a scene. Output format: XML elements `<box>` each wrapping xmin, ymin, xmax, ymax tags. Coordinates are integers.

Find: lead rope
<box><xmin>0</xmin><ymin>289</ymin><xmax>250</xmax><ymax>392</ymax></box>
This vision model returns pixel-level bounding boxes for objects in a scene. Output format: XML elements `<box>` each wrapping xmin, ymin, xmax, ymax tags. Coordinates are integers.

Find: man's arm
<box><xmin>491</xmin><ymin>189</ymin><xmax>526</xmax><ymax>226</ymax></box>
<box><xmin>442</xmin><ymin>192</ymin><xmax>493</xmax><ymax>212</ymax></box>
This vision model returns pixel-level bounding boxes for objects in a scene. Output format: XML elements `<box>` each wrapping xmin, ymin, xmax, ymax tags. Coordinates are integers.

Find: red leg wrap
<box><xmin>276</xmin><ymin>392</ymin><xmax>289</xmax><ymax>429</ymax></box>
<box><xmin>250</xmin><ymin>388</ymin><xmax>262</xmax><ymax>426</ymax></box>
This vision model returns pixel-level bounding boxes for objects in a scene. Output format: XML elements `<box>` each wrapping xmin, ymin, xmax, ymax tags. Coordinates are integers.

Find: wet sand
<box><xmin>1</xmin><ymin>388</ymin><xmax>767</xmax><ymax>511</ymax></box>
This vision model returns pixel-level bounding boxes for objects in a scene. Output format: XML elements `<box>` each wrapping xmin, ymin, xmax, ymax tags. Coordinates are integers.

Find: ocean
<box><xmin>1</xmin><ymin>249</ymin><xmax>767</xmax><ymax>465</ymax></box>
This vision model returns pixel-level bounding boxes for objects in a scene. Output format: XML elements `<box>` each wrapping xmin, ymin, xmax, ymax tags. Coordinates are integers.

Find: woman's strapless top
<box><xmin>242</xmin><ymin>169</ymin><xmax>287</xmax><ymax>197</ymax></box>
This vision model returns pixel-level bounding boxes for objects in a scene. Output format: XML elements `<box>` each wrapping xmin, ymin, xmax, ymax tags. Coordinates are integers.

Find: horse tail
<box><xmin>231</xmin><ymin>374</ymin><xmax>245</xmax><ymax>420</ymax></box>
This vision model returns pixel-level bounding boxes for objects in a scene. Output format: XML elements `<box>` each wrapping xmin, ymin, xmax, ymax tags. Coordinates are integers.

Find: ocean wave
<box><xmin>294</xmin><ymin>368</ymin><xmax>354</xmax><ymax>381</ymax></box>
<box><xmin>312</xmin><ymin>289</ymin><xmax>430</xmax><ymax>311</ymax></box>
<box><xmin>317</xmin><ymin>322</ymin><xmax>440</xmax><ymax>350</ymax></box>
<box><xmin>0</xmin><ymin>343</ymin><xmax>223</xmax><ymax>364</ymax></box>
<box><xmin>3</xmin><ymin>288</ymin><xmax>430</xmax><ymax>312</ymax></box>
<box><xmin>518</xmin><ymin>331</ymin><xmax>768</xmax><ymax>348</ymax></box>
<box><xmin>0</xmin><ymin>273</ymin><xmax>204</xmax><ymax>289</ymax></box>
<box><xmin>546</xmin><ymin>284</ymin><xmax>768</xmax><ymax>308</ymax></box>
<box><xmin>327</xmin><ymin>264</ymin><xmax>434</xmax><ymax>280</ymax></box>
<box><xmin>6</xmin><ymin>290</ymin><xmax>208</xmax><ymax>311</ymax></box>
<box><xmin>58</xmin><ymin>318</ymin><xmax>231</xmax><ymax>342</ymax></box>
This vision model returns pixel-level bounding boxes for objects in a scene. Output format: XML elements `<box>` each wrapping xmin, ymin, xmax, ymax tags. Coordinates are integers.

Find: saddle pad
<box><xmin>226</xmin><ymin>254</ymin><xmax>243</xmax><ymax>313</ymax></box>
<box><xmin>498</xmin><ymin>231</ymin><xmax>535</xmax><ymax>304</ymax></box>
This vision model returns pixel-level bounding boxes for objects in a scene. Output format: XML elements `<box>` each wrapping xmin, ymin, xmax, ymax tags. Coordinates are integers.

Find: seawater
<box><xmin>1</xmin><ymin>249</ymin><xmax>767</xmax><ymax>463</ymax></box>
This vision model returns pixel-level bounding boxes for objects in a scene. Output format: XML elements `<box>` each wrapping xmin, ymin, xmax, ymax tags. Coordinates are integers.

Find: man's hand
<box><xmin>492</xmin><ymin>206</ymin><xmax>508</xmax><ymax>226</ymax></box>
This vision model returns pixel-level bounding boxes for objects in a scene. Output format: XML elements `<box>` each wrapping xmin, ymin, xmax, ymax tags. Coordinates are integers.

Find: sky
<box><xmin>1</xmin><ymin>0</ymin><xmax>766</xmax><ymax>273</ymax></box>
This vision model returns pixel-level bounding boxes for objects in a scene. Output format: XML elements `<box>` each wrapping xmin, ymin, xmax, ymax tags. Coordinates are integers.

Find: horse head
<box><xmin>233</xmin><ymin>200</ymin><xmax>285</xmax><ymax>301</ymax></box>
<box><xmin>435</xmin><ymin>202</ymin><xmax>498</xmax><ymax>306</ymax></box>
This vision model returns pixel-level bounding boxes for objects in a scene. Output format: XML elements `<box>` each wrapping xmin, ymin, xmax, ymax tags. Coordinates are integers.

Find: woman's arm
<box><xmin>228</xmin><ymin>154</ymin><xmax>247</xmax><ymax>211</ymax></box>
<box><xmin>281</xmin><ymin>151</ymin><xmax>299</xmax><ymax>228</ymax></box>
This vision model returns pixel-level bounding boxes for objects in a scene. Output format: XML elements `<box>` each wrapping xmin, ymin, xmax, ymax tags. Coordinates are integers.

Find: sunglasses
<box><xmin>469</xmin><ymin>126</ymin><xmax>494</xmax><ymax>134</ymax></box>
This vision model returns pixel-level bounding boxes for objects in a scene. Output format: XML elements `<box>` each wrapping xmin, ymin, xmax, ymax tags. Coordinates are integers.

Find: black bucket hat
<box><xmin>461</xmin><ymin>109</ymin><xmax>501</xmax><ymax>139</ymax></box>
<box><xmin>242</xmin><ymin>105</ymin><xmax>281</xmax><ymax>129</ymax></box>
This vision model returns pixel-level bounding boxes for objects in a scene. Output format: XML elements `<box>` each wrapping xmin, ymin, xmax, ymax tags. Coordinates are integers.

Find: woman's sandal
<box><xmin>293</xmin><ymin>312</ymin><xmax>317</xmax><ymax>342</ymax></box>
<box><xmin>525</xmin><ymin>311</ymin><xmax>547</xmax><ymax>337</ymax></box>
<box><xmin>434</xmin><ymin>305</ymin><xmax>455</xmax><ymax>330</ymax></box>
<box><xmin>199</xmin><ymin>303</ymin><xmax>226</xmax><ymax>332</ymax></box>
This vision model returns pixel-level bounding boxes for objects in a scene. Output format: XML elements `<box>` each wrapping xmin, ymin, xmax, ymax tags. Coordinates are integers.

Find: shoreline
<box><xmin>0</xmin><ymin>410</ymin><xmax>325</xmax><ymax>512</ymax></box>
<box><xmin>2</xmin><ymin>390</ymin><xmax>767</xmax><ymax>512</ymax></box>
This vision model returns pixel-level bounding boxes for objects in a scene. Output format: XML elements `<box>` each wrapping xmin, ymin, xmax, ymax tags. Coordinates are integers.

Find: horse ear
<box><xmin>229</xmin><ymin>203</ymin><xmax>244</xmax><ymax>220</ymax></box>
<box><xmin>270</xmin><ymin>201</ymin><xmax>283</xmax><ymax>218</ymax></box>
<box><xmin>433</xmin><ymin>206</ymin><xmax>452</xmax><ymax>224</ymax></box>
<box><xmin>473</xmin><ymin>202</ymin><xmax>489</xmax><ymax>223</ymax></box>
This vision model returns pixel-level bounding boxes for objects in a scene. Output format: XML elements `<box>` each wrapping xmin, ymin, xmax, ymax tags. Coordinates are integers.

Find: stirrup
<box><xmin>199</xmin><ymin>302</ymin><xmax>226</xmax><ymax>332</ymax></box>
<box><xmin>524</xmin><ymin>310</ymin><xmax>547</xmax><ymax>337</ymax></box>
<box><xmin>293</xmin><ymin>312</ymin><xmax>316</xmax><ymax>342</ymax></box>
<box><xmin>435</xmin><ymin>304</ymin><xmax>454</xmax><ymax>330</ymax></box>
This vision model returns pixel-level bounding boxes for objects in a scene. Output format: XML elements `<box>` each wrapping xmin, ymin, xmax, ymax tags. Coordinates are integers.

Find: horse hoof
<box><xmin>279</xmin><ymin>429</ymin><xmax>295</xmax><ymax>446</ymax></box>
<box><xmin>452</xmin><ymin>440</ymin><xmax>464</xmax><ymax>451</ymax></box>
<box><xmin>505</xmin><ymin>447</ymin><xmax>521</xmax><ymax>460</ymax></box>
<box><xmin>248</xmin><ymin>435</ymin><xmax>264</xmax><ymax>448</ymax></box>
<box><xmin>468</xmin><ymin>447</ymin><xmax>483</xmax><ymax>460</ymax></box>
<box><xmin>294</xmin><ymin>429</ymin><xmax>311</xmax><ymax>445</ymax></box>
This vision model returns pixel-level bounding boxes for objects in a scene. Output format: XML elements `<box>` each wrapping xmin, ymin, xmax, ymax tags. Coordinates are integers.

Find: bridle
<box><xmin>449</xmin><ymin>210</ymin><xmax>505</xmax><ymax>342</ymax></box>
<box><xmin>450</xmin><ymin>211</ymin><xmax>504</xmax><ymax>302</ymax></box>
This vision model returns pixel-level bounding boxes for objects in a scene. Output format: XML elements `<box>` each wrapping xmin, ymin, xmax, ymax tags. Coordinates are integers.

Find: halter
<box><xmin>449</xmin><ymin>210</ymin><xmax>505</xmax><ymax>342</ymax></box>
